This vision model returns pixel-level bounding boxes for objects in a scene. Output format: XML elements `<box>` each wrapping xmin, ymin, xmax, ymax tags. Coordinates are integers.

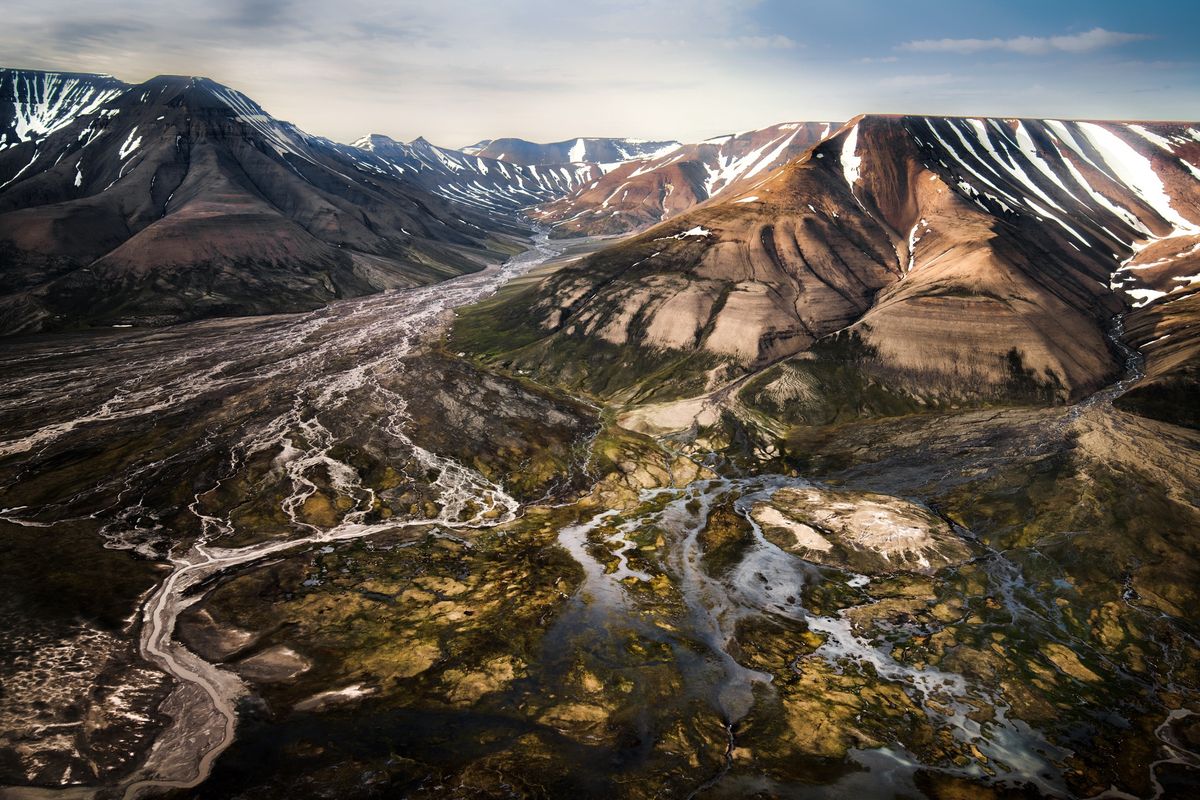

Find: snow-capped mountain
<box><xmin>474</xmin><ymin>115</ymin><xmax>1200</xmax><ymax>417</ymax></box>
<box><xmin>0</xmin><ymin>69</ymin><xmax>126</xmax><ymax>149</ymax></box>
<box><xmin>348</xmin><ymin>133</ymin><xmax>602</xmax><ymax>215</ymax></box>
<box><xmin>462</xmin><ymin>136</ymin><xmax>680</xmax><ymax>167</ymax></box>
<box><xmin>533</xmin><ymin>121</ymin><xmax>838</xmax><ymax>236</ymax></box>
<box><xmin>0</xmin><ymin>69</ymin><xmax>521</xmax><ymax>333</ymax></box>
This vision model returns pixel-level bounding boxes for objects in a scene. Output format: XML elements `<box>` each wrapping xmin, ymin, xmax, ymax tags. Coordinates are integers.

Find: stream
<box><xmin>0</xmin><ymin>233</ymin><xmax>566</xmax><ymax>798</ymax></box>
<box><xmin>556</xmin><ymin>476</ymin><xmax>1070</xmax><ymax>796</ymax></box>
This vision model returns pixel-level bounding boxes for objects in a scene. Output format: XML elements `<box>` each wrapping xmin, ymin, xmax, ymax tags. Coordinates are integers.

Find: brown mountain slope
<box><xmin>1118</xmin><ymin>257</ymin><xmax>1200</xmax><ymax>429</ymax></box>
<box><xmin>532</xmin><ymin>122</ymin><xmax>838</xmax><ymax>237</ymax></box>
<box><xmin>0</xmin><ymin>70</ymin><xmax>520</xmax><ymax>334</ymax></box>
<box><xmin>456</xmin><ymin>115</ymin><xmax>1200</xmax><ymax>426</ymax></box>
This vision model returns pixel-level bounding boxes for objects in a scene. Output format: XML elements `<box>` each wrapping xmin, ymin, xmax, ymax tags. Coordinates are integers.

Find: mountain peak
<box><xmin>352</xmin><ymin>133</ymin><xmax>400</xmax><ymax>150</ymax></box>
<box><xmin>535</xmin><ymin>121</ymin><xmax>839</xmax><ymax>236</ymax></box>
<box><xmin>126</xmin><ymin>75</ymin><xmax>269</xmax><ymax>116</ymax></box>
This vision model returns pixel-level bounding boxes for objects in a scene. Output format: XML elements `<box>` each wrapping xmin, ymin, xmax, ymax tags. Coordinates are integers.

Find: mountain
<box><xmin>461</xmin><ymin>136</ymin><xmax>680</xmax><ymax>167</ymax></box>
<box><xmin>349</xmin><ymin>133</ymin><xmax>602</xmax><ymax>216</ymax></box>
<box><xmin>532</xmin><ymin>122</ymin><xmax>839</xmax><ymax>237</ymax></box>
<box><xmin>1</xmin><ymin>69</ymin><xmax>125</xmax><ymax>148</ymax></box>
<box><xmin>456</xmin><ymin>115</ymin><xmax>1200</xmax><ymax>427</ymax></box>
<box><xmin>0</xmin><ymin>68</ymin><xmax>521</xmax><ymax>334</ymax></box>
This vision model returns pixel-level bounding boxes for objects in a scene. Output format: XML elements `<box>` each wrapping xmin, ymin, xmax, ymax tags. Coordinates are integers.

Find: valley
<box><xmin>2</xmin><ymin>66</ymin><xmax>1200</xmax><ymax>800</ymax></box>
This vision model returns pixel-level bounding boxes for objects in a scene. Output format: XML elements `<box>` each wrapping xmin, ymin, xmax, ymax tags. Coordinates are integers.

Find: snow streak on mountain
<box><xmin>348</xmin><ymin>134</ymin><xmax>603</xmax><ymax>214</ymax></box>
<box><xmin>534</xmin><ymin>122</ymin><xmax>839</xmax><ymax>235</ymax></box>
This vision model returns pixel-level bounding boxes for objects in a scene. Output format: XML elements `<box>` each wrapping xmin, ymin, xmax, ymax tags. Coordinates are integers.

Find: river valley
<box><xmin>2</xmin><ymin>236</ymin><xmax>1200</xmax><ymax>800</ymax></box>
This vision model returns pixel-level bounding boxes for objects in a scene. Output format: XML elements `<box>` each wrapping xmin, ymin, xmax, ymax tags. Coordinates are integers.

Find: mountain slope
<box><xmin>1</xmin><ymin>68</ymin><xmax>126</xmax><ymax>148</ymax></box>
<box><xmin>462</xmin><ymin>136</ymin><xmax>680</xmax><ymax>167</ymax></box>
<box><xmin>0</xmin><ymin>69</ymin><xmax>520</xmax><ymax>333</ymax></box>
<box><xmin>457</xmin><ymin>115</ymin><xmax>1200</xmax><ymax>425</ymax></box>
<box><xmin>1118</xmin><ymin>263</ymin><xmax>1200</xmax><ymax>428</ymax></box>
<box><xmin>349</xmin><ymin>134</ymin><xmax>602</xmax><ymax>216</ymax></box>
<box><xmin>533</xmin><ymin>122</ymin><xmax>838</xmax><ymax>237</ymax></box>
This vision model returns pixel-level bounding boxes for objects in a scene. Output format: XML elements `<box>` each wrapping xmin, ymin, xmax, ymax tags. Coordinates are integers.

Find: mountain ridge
<box><xmin>456</xmin><ymin>113</ymin><xmax>1200</xmax><ymax>429</ymax></box>
<box><xmin>0</xmin><ymin>67</ymin><xmax>521</xmax><ymax>334</ymax></box>
<box><xmin>346</xmin><ymin>132</ymin><xmax>604</xmax><ymax>216</ymax></box>
<box><xmin>463</xmin><ymin>136</ymin><xmax>681</xmax><ymax>166</ymax></box>
<box><xmin>532</xmin><ymin>121</ymin><xmax>840</xmax><ymax>237</ymax></box>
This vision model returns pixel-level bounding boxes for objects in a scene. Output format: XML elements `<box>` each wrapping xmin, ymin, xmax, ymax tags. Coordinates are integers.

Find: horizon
<box><xmin>6</xmin><ymin>63</ymin><xmax>1200</xmax><ymax>151</ymax></box>
<box><xmin>2</xmin><ymin>0</ymin><xmax>1197</xmax><ymax>146</ymax></box>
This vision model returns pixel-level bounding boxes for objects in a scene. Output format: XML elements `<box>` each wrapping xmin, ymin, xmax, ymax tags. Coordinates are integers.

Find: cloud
<box><xmin>3</xmin><ymin>2</ymin><xmax>1193</xmax><ymax>144</ymax></box>
<box><xmin>224</xmin><ymin>0</ymin><xmax>294</xmax><ymax>29</ymax></box>
<box><xmin>48</xmin><ymin>19</ymin><xmax>151</xmax><ymax>48</ymax></box>
<box><xmin>900</xmin><ymin>27</ymin><xmax>1151</xmax><ymax>56</ymax></box>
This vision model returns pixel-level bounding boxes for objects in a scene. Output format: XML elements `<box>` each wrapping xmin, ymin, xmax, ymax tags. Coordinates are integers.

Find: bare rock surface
<box><xmin>752</xmin><ymin>486</ymin><xmax>973</xmax><ymax>574</ymax></box>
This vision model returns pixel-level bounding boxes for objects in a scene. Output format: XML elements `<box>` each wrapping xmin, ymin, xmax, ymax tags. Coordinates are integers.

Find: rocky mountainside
<box><xmin>1120</xmin><ymin>274</ymin><xmax>1200</xmax><ymax>428</ymax></box>
<box><xmin>0</xmin><ymin>69</ymin><xmax>125</xmax><ymax>147</ymax></box>
<box><xmin>0</xmin><ymin>68</ymin><xmax>523</xmax><ymax>334</ymax></box>
<box><xmin>462</xmin><ymin>136</ymin><xmax>680</xmax><ymax>167</ymax></box>
<box><xmin>457</xmin><ymin>115</ymin><xmax>1200</xmax><ymax>427</ymax></box>
<box><xmin>533</xmin><ymin>121</ymin><xmax>839</xmax><ymax>236</ymax></box>
<box><xmin>349</xmin><ymin>133</ymin><xmax>602</xmax><ymax>216</ymax></box>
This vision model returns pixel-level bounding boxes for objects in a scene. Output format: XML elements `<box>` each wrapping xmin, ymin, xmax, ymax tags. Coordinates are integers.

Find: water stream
<box><xmin>0</xmin><ymin>233</ymin><xmax>568</xmax><ymax>798</ymax></box>
<box><xmin>556</xmin><ymin>474</ymin><xmax>1075</xmax><ymax>796</ymax></box>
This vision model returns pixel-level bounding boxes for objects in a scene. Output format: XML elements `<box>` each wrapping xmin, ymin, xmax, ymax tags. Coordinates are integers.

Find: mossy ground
<box><xmin>444</xmin><ymin>266</ymin><xmax>1200</xmax><ymax>796</ymax></box>
<box><xmin>757</xmin><ymin>403</ymin><xmax>1200</xmax><ymax>797</ymax></box>
<box><xmin>452</xmin><ymin>301</ymin><xmax>732</xmax><ymax>406</ymax></box>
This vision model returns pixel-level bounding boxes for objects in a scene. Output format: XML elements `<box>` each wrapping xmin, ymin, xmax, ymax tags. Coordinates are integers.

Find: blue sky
<box><xmin>3</xmin><ymin>0</ymin><xmax>1197</xmax><ymax>146</ymax></box>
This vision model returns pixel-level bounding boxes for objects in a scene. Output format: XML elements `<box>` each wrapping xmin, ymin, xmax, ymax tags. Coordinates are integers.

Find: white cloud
<box><xmin>3</xmin><ymin>3</ymin><xmax>1192</xmax><ymax>144</ymax></box>
<box><xmin>900</xmin><ymin>27</ymin><xmax>1151</xmax><ymax>56</ymax></box>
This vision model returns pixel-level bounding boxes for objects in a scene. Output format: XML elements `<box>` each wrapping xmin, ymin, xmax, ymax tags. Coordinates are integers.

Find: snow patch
<box><xmin>4</xmin><ymin>71</ymin><xmax>123</xmax><ymax>143</ymax></box>
<box><xmin>1076</xmin><ymin>123</ymin><xmax>1199</xmax><ymax>233</ymax></box>
<box><xmin>118</xmin><ymin>126</ymin><xmax>141</xmax><ymax>160</ymax></box>
<box><xmin>1125</xmin><ymin>288</ymin><xmax>1167</xmax><ymax>308</ymax></box>
<box><xmin>1128</xmin><ymin>124</ymin><xmax>1175</xmax><ymax>152</ymax></box>
<box><xmin>841</xmin><ymin>124</ymin><xmax>862</xmax><ymax>191</ymax></box>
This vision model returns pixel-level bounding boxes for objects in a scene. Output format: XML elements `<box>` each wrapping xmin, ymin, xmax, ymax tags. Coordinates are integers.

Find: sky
<box><xmin>3</xmin><ymin>0</ymin><xmax>1198</xmax><ymax>147</ymax></box>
